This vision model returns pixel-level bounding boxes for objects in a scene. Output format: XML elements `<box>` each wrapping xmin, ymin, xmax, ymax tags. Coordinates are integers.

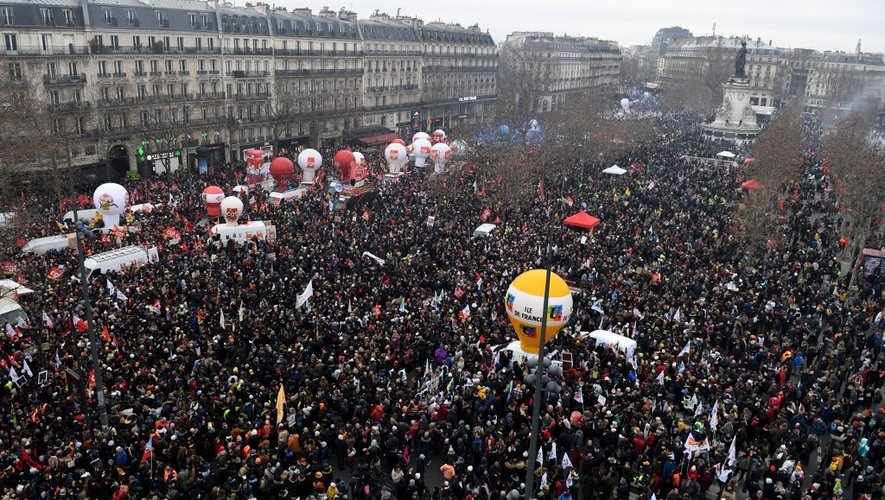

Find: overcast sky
<box><xmin>269</xmin><ymin>0</ymin><xmax>885</xmax><ymax>53</ymax></box>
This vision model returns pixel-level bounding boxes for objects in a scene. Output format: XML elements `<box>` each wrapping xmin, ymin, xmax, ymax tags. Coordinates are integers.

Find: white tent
<box><xmin>473</xmin><ymin>223</ymin><xmax>496</xmax><ymax>238</ymax></box>
<box><xmin>602</xmin><ymin>165</ymin><xmax>627</xmax><ymax>175</ymax></box>
<box><xmin>580</xmin><ymin>329</ymin><xmax>637</xmax><ymax>354</ymax></box>
<box><xmin>716</xmin><ymin>151</ymin><xmax>736</xmax><ymax>159</ymax></box>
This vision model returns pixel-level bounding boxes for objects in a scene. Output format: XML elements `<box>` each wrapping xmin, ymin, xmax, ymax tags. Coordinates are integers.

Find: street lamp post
<box><xmin>72</xmin><ymin>206</ymin><xmax>110</xmax><ymax>432</ymax></box>
<box><xmin>524</xmin><ymin>254</ymin><xmax>552</xmax><ymax>500</ymax></box>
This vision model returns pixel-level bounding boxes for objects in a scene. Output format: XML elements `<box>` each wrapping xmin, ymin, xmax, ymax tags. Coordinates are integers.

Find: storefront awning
<box><xmin>357</xmin><ymin>132</ymin><xmax>400</xmax><ymax>146</ymax></box>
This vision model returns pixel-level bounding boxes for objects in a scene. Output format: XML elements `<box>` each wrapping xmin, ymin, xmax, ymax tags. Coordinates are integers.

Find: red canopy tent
<box><xmin>741</xmin><ymin>179</ymin><xmax>761</xmax><ymax>190</ymax></box>
<box><xmin>563</xmin><ymin>210</ymin><xmax>601</xmax><ymax>230</ymax></box>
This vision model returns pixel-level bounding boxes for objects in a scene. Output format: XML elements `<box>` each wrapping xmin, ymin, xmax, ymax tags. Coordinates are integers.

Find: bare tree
<box><xmin>736</xmin><ymin>104</ymin><xmax>805</xmax><ymax>252</ymax></box>
<box><xmin>495</xmin><ymin>44</ymin><xmax>547</xmax><ymax>126</ymax></box>
<box><xmin>824</xmin><ymin>112</ymin><xmax>884</xmax><ymax>261</ymax></box>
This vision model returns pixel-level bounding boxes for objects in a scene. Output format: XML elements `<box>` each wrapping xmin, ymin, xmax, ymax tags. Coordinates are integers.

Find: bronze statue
<box><xmin>734</xmin><ymin>40</ymin><xmax>747</xmax><ymax>79</ymax></box>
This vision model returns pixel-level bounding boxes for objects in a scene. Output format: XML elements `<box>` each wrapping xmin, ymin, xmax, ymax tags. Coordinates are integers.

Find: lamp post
<box><xmin>524</xmin><ymin>250</ymin><xmax>552</xmax><ymax>500</ymax></box>
<box><xmin>72</xmin><ymin>206</ymin><xmax>110</xmax><ymax>432</ymax></box>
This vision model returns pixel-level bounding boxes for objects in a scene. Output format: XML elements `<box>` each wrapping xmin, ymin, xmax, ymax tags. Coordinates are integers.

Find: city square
<box><xmin>0</xmin><ymin>1</ymin><xmax>882</xmax><ymax>499</ymax></box>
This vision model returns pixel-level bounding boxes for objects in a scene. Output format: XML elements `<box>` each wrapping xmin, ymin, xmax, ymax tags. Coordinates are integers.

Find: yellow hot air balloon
<box><xmin>504</xmin><ymin>269</ymin><xmax>573</xmax><ymax>354</ymax></box>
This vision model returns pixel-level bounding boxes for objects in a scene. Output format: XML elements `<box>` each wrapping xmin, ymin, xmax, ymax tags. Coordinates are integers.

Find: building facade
<box><xmin>656</xmin><ymin>35</ymin><xmax>885</xmax><ymax>123</ymax></box>
<box><xmin>500</xmin><ymin>31</ymin><xmax>621</xmax><ymax>116</ymax></box>
<box><xmin>0</xmin><ymin>0</ymin><xmax>496</xmax><ymax>177</ymax></box>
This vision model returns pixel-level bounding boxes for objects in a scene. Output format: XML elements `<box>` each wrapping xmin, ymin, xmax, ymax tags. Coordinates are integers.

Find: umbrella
<box><xmin>741</xmin><ymin>179</ymin><xmax>761</xmax><ymax>190</ymax></box>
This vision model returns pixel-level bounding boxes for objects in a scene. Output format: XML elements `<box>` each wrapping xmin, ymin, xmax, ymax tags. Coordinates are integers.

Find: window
<box><xmin>0</xmin><ymin>7</ymin><xmax>13</xmax><ymax>25</ymax></box>
<box><xmin>210</xmin><ymin>59</ymin><xmax>217</xmax><ymax>71</ymax></box>
<box><xmin>110</xmin><ymin>35</ymin><xmax>119</xmax><ymax>49</ymax></box>
<box><xmin>133</xmin><ymin>35</ymin><xmax>140</xmax><ymax>48</ymax></box>
<box><xmin>41</xmin><ymin>34</ymin><xmax>52</xmax><ymax>51</ymax></box>
<box><xmin>195</xmin><ymin>37</ymin><xmax>202</xmax><ymax>49</ymax></box>
<box><xmin>100</xmin><ymin>87</ymin><xmax>109</xmax><ymax>100</ymax></box>
<box><xmin>179</xmin><ymin>59</ymin><xmax>186</xmax><ymax>71</ymax></box>
<box><xmin>67</xmin><ymin>61</ymin><xmax>77</xmax><ymax>76</ymax></box>
<box><xmin>113</xmin><ymin>60</ymin><xmax>122</xmax><ymax>75</ymax></box>
<box><xmin>201</xmin><ymin>14</ymin><xmax>209</xmax><ymax>29</ymax></box>
<box><xmin>149</xmin><ymin>60</ymin><xmax>158</xmax><ymax>73</ymax></box>
<box><xmin>199</xmin><ymin>82</ymin><xmax>206</xmax><ymax>95</ymax></box>
<box><xmin>73</xmin><ymin>90</ymin><xmax>81</xmax><ymax>103</ymax></box>
<box><xmin>147</xmin><ymin>36</ymin><xmax>155</xmax><ymax>48</ymax></box>
<box><xmin>40</xmin><ymin>8</ymin><xmax>53</xmax><ymax>25</ymax></box>
<box><xmin>7</xmin><ymin>62</ymin><xmax>21</xmax><ymax>80</ymax></box>
<box><xmin>164</xmin><ymin>60</ymin><xmax>172</xmax><ymax>72</ymax></box>
<box><xmin>103</xmin><ymin>115</ymin><xmax>112</xmax><ymax>130</ymax></box>
<box><xmin>189</xmin><ymin>13</ymin><xmax>197</xmax><ymax>26</ymax></box>
<box><xmin>180</xmin><ymin>83</ymin><xmax>187</xmax><ymax>95</ymax></box>
<box><xmin>140</xmin><ymin>110</ymin><xmax>149</xmax><ymax>125</ymax></box>
<box><xmin>207</xmin><ymin>38</ymin><xmax>214</xmax><ymax>49</ymax></box>
<box><xmin>63</xmin><ymin>9</ymin><xmax>74</xmax><ymax>25</ymax></box>
<box><xmin>176</xmin><ymin>36</ymin><xmax>183</xmax><ymax>49</ymax></box>
<box><xmin>137</xmin><ymin>85</ymin><xmax>146</xmax><ymax>98</ymax></box>
<box><xmin>103</xmin><ymin>9</ymin><xmax>112</xmax><ymax>23</ymax></box>
<box><xmin>53</xmin><ymin>118</ymin><xmax>63</xmax><ymax>134</ymax></box>
<box><xmin>75</xmin><ymin>117</ymin><xmax>83</xmax><ymax>134</ymax></box>
<box><xmin>4</xmin><ymin>33</ymin><xmax>17</xmax><ymax>51</ymax></box>
<box><xmin>166</xmin><ymin>83</ymin><xmax>174</xmax><ymax>96</ymax></box>
<box><xmin>163</xmin><ymin>36</ymin><xmax>170</xmax><ymax>49</ymax></box>
<box><xmin>155</xmin><ymin>10</ymin><xmax>162</xmax><ymax>25</ymax></box>
<box><xmin>198</xmin><ymin>59</ymin><xmax>205</xmax><ymax>71</ymax></box>
<box><xmin>98</xmin><ymin>61</ymin><xmax>107</xmax><ymax>76</ymax></box>
<box><xmin>152</xmin><ymin>84</ymin><xmax>160</xmax><ymax>95</ymax></box>
<box><xmin>127</xmin><ymin>10</ymin><xmax>136</xmax><ymax>25</ymax></box>
<box><xmin>115</xmin><ymin>86</ymin><xmax>124</xmax><ymax>99</ymax></box>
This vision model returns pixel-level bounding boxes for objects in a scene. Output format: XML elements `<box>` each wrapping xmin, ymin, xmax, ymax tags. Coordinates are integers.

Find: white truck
<box><xmin>84</xmin><ymin>245</ymin><xmax>159</xmax><ymax>279</ymax></box>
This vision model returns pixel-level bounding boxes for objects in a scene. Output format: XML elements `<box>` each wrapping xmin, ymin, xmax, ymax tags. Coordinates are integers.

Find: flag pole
<box><xmin>525</xmin><ymin>246</ymin><xmax>552</xmax><ymax>500</ymax></box>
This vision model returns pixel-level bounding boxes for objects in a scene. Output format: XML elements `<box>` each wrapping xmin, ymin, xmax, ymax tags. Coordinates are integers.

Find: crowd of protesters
<box><xmin>0</xmin><ymin>112</ymin><xmax>882</xmax><ymax>500</ymax></box>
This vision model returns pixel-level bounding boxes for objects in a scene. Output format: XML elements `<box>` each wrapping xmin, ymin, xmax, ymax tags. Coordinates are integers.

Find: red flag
<box><xmin>73</xmin><ymin>314</ymin><xmax>88</xmax><ymax>333</ymax></box>
<box><xmin>87</xmin><ymin>368</ymin><xmax>96</xmax><ymax>389</ymax></box>
<box><xmin>480</xmin><ymin>208</ymin><xmax>492</xmax><ymax>222</ymax></box>
<box><xmin>47</xmin><ymin>266</ymin><xmax>64</xmax><ymax>281</ymax></box>
<box><xmin>362</xmin><ymin>209</ymin><xmax>370</xmax><ymax>222</ymax></box>
<box><xmin>537</xmin><ymin>179</ymin><xmax>545</xmax><ymax>199</ymax></box>
<box><xmin>100</xmin><ymin>324</ymin><xmax>112</xmax><ymax>343</ymax></box>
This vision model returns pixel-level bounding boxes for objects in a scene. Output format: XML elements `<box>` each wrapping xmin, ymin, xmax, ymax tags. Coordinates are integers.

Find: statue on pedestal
<box><xmin>734</xmin><ymin>40</ymin><xmax>747</xmax><ymax>79</ymax></box>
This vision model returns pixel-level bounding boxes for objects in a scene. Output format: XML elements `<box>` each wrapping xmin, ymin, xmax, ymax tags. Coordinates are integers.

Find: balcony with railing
<box><xmin>4</xmin><ymin>45</ymin><xmax>91</xmax><ymax>57</ymax></box>
<box><xmin>231</xmin><ymin>70</ymin><xmax>271</xmax><ymax>78</ymax></box>
<box><xmin>91</xmin><ymin>45</ymin><xmax>221</xmax><ymax>56</ymax></box>
<box><xmin>229</xmin><ymin>47</ymin><xmax>274</xmax><ymax>56</ymax></box>
<box><xmin>49</xmin><ymin>101</ymin><xmax>91</xmax><ymax>113</ymax></box>
<box><xmin>364</xmin><ymin>49</ymin><xmax>423</xmax><ymax>56</ymax></box>
<box><xmin>275</xmin><ymin>68</ymin><xmax>363</xmax><ymax>77</ymax></box>
<box><xmin>43</xmin><ymin>73</ymin><xmax>87</xmax><ymax>85</ymax></box>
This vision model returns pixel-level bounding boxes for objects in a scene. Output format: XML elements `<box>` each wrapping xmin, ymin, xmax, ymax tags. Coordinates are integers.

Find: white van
<box><xmin>0</xmin><ymin>297</ymin><xmax>28</xmax><ymax>327</ymax></box>
<box><xmin>84</xmin><ymin>245</ymin><xmax>159</xmax><ymax>278</ymax></box>
<box><xmin>209</xmin><ymin>221</ymin><xmax>276</xmax><ymax>244</ymax></box>
<box><xmin>62</xmin><ymin>209</ymin><xmax>99</xmax><ymax>223</ymax></box>
<box><xmin>21</xmin><ymin>233</ymin><xmax>77</xmax><ymax>254</ymax></box>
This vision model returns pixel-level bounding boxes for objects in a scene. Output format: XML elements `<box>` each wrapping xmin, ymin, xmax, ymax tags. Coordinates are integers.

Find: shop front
<box><xmin>193</xmin><ymin>143</ymin><xmax>225</xmax><ymax>173</ymax></box>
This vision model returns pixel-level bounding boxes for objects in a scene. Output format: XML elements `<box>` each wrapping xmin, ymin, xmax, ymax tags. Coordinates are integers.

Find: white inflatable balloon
<box><xmin>93</xmin><ymin>183</ymin><xmax>128</xmax><ymax>228</ymax></box>
<box><xmin>411</xmin><ymin>138</ymin><xmax>432</xmax><ymax>167</ymax></box>
<box><xmin>220</xmin><ymin>196</ymin><xmax>244</xmax><ymax>225</ymax></box>
<box><xmin>430</xmin><ymin>142</ymin><xmax>452</xmax><ymax>174</ymax></box>
<box><xmin>620</xmin><ymin>98</ymin><xmax>631</xmax><ymax>113</ymax></box>
<box><xmin>384</xmin><ymin>143</ymin><xmax>408</xmax><ymax>174</ymax></box>
<box><xmin>352</xmin><ymin>151</ymin><xmax>366</xmax><ymax>166</ymax></box>
<box><xmin>297</xmin><ymin>149</ymin><xmax>323</xmax><ymax>184</ymax></box>
<box><xmin>412</xmin><ymin>132</ymin><xmax>430</xmax><ymax>143</ymax></box>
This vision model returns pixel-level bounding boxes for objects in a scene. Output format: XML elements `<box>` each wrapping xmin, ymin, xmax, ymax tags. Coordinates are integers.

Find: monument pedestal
<box><xmin>702</xmin><ymin>77</ymin><xmax>762</xmax><ymax>146</ymax></box>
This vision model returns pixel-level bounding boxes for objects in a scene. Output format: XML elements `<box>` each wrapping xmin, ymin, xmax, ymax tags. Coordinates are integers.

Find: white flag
<box><xmin>42</xmin><ymin>311</ymin><xmax>53</xmax><ymax>329</ymax></box>
<box><xmin>536</xmin><ymin>447</ymin><xmax>543</xmax><ymax>465</ymax></box>
<box><xmin>296</xmin><ymin>279</ymin><xmax>314</xmax><ymax>308</ymax></box>
<box><xmin>727</xmin><ymin>436</ymin><xmax>737</xmax><ymax>467</ymax></box>
<box><xmin>8</xmin><ymin>366</ymin><xmax>19</xmax><ymax>382</ymax></box>
<box><xmin>673</xmin><ymin>307</ymin><xmax>683</xmax><ymax>323</ymax></box>
<box><xmin>651</xmin><ymin>494</ymin><xmax>657</xmax><ymax>500</ymax></box>
<box><xmin>678</xmin><ymin>340</ymin><xmax>690</xmax><ymax>357</ymax></box>
<box><xmin>22</xmin><ymin>359</ymin><xmax>33</xmax><ymax>378</ymax></box>
<box><xmin>656</xmin><ymin>369</ymin><xmax>665</xmax><ymax>385</ymax></box>
<box><xmin>238</xmin><ymin>301</ymin><xmax>245</xmax><ymax>322</ymax></box>
<box><xmin>709</xmin><ymin>400</ymin><xmax>720</xmax><ymax>432</ymax></box>
<box><xmin>540</xmin><ymin>472</ymin><xmax>548</xmax><ymax>490</ymax></box>
<box><xmin>548</xmin><ymin>441</ymin><xmax>557</xmax><ymax>461</ymax></box>
<box><xmin>591</xmin><ymin>299</ymin><xmax>604</xmax><ymax>315</ymax></box>
<box><xmin>574</xmin><ymin>386</ymin><xmax>584</xmax><ymax>404</ymax></box>
<box><xmin>53</xmin><ymin>350</ymin><xmax>61</xmax><ymax>369</ymax></box>
<box><xmin>694</xmin><ymin>399</ymin><xmax>705</xmax><ymax>417</ymax></box>
<box><xmin>219</xmin><ymin>308</ymin><xmax>226</xmax><ymax>329</ymax></box>
<box><xmin>715</xmin><ymin>463</ymin><xmax>732</xmax><ymax>483</ymax></box>
<box><xmin>5</xmin><ymin>323</ymin><xmax>15</xmax><ymax>338</ymax></box>
<box><xmin>561</xmin><ymin>450</ymin><xmax>573</xmax><ymax>470</ymax></box>
<box><xmin>106</xmin><ymin>280</ymin><xmax>127</xmax><ymax>301</ymax></box>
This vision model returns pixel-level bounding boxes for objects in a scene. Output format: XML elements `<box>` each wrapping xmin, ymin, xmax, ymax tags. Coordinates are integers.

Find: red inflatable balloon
<box><xmin>269</xmin><ymin>157</ymin><xmax>295</xmax><ymax>191</ymax></box>
<box><xmin>334</xmin><ymin>149</ymin><xmax>355</xmax><ymax>181</ymax></box>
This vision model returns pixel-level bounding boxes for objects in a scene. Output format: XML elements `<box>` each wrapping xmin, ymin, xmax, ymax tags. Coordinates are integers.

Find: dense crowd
<box><xmin>0</xmin><ymin>113</ymin><xmax>882</xmax><ymax>500</ymax></box>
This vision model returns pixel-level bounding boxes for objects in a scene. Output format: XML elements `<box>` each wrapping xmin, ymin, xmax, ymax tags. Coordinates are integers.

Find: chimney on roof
<box><xmin>318</xmin><ymin>6</ymin><xmax>336</xmax><ymax>18</ymax></box>
<box><xmin>293</xmin><ymin>7</ymin><xmax>312</xmax><ymax>16</ymax></box>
